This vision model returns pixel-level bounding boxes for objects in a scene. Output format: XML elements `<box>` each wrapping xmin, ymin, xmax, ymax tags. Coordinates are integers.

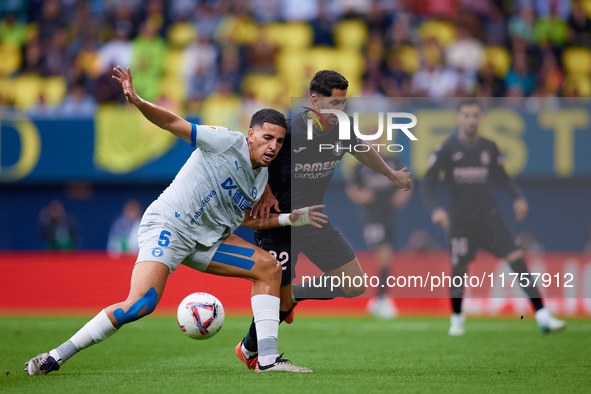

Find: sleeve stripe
<box><xmin>190</xmin><ymin>123</ymin><xmax>197</xmax><ymax>147</ymax></box>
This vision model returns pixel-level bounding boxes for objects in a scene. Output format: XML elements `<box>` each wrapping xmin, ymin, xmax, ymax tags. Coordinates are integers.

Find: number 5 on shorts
<box><xmin>158</xmin><ymin>230</ymin><xmax>171</xmax><ymax>247</ymax></box>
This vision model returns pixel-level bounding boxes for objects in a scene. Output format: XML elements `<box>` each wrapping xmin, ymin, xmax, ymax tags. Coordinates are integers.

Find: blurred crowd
<box><xmin>1</xmin><ymin>0</ymin><xmax>591</xmax><ymax>127</ymax></box>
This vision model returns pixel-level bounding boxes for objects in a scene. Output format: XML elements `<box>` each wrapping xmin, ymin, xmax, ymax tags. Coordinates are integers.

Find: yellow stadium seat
<box><xmin>167</xmin><ymin>22</ymin><xmax>197</xmax><ymax>48</ymax></box>
<box><xmin>334</xmin><ymin>19</ymin><xmax>368</xmax><ymax>50</ymax></box>
<box><xmin>164</xmin><ymin>48</ymin><xmax>185</xmax><ymax>76</ymax></box>
<box><xmin>13</xmin><ymin>74</ymin><xmax>44</xmax><ymax>110</ymax></box>
<box><xmin>160</xmin><ymin>74</ymin><xmax>187</xmax><ymax>103</ymax></box>
<box><xmin>265</xmin><ymin>22</ymin><xmax>313</xmax><ymax>50</ymax></box>
<box><xmin>419</xmin><ymin>20</ymin><xmax>457</xmax><ymax>47</ymax></box>
<box><xmin>481</xmin><ymin>46</ymin><xmax>512</xmax><ymax>77</ymax></box>
<box><xmin>0</xmin><ymin>78</ymin><xmax>16</xmax><ymax>105</ymax></box>
<box><xmin>333</xmin><ymin>49</ymin><xmax>365</xmax><ymax>81</ymax></box>
<box><xmin>581</xmin><ymin>0</ymin><xmax>591</xmax><ymax>19</ymax></box>
<box><xmin>275</xmin><ymin>49</ymin><xmax>308</xmax><ymax>97</ymax></box>
<box><xmin>44</xmin><ymin>76</ymin><xmax>67</xmax><ymax>106</ymax></box>
<box><xmin>562</xmin><ymin>47</ymin><xmax>591</xmax><ymax>75</ymax></box>
<box><xmin>0</xmin><ymin>43</ymin><xmax>22</xmax><ymax>76</ymax></box>
<box><xmin>396</xmin><ymin>46</ymin><xmax>420</xmax><ymax>74</ymax></box>
<box><xmin>241</xmin><ymin>73</ymin><xmax>283</xmax><ymax>105</ymax></box>
<box><xmin>563</xmin><ymin>74</ymin><xmax>591</xmax><ymax>97</ymax></box>
<box><xmin>307</xmin><ymin>46</ymin><xmax>338</xmax><ymax>71</ymax></box>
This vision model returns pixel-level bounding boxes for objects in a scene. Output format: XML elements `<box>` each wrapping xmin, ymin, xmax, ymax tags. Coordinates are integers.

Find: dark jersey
<box><xmin>420</xmin><ymin>133</ymin><xmax>524</xmax><ymax>221</ymax></box>
<box><xmin>253</xmin><ymin>112</ymin><xmax>361</xmax><ymax>243</ymax></box>
<box><xmin>350</xmin><ymin>155</ymin><xmax>404</xmax><ymax>218</ymax></box>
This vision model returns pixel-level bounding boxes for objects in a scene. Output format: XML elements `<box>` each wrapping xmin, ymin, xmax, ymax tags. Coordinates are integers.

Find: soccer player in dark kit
<box><xmin>420</xmin><ymin>99</ymin><xmax>565</xmax><ymax>336</ymax></box>
<box><xmin>236</xmin><ymin>70</ymin><xmax>413</xmax><ymax>368</ymax></box>
<box><xmin>346</xmin><ymin>153</ymin><xmax>412</xmax><ymax>319</ymax></box>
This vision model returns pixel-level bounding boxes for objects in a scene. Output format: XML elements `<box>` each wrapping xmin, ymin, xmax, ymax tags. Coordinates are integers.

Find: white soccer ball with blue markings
<box><xmin>177</xmin><ymin>292</ymin><xmax>225</xmax><ymax>340</ymax></box>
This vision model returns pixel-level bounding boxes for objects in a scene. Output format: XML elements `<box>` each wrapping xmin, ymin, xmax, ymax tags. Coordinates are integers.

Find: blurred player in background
<box><xmin>24</xmin><ymin>66</ymin><xmax>327</xmax><ymax>375</ymax></box>
<box><xmin>346</xmin><ymin>153</ymin><xmax>412</xmax><ymax>319</ymax></box>
<box><xmin>420</xmin><ymin>99</ymin><xmax>565</xmax><ymax>336</ymax></box>
<box><xmin>236</xmin><ymin>70</ymin><xmax>413</xmax><ymax>369</ymax></box>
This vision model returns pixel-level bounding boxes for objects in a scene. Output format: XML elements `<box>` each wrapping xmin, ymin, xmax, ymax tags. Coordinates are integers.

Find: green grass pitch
<box><xmin>1</xmin><ymin>315</ymin><xmax>590</xmax><ymax>393</ymax></box>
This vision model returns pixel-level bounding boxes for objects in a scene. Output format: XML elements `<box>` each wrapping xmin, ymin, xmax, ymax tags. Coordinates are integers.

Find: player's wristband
<box><xmin>278</xmin><ymin>214</ymin><xmax>292</xmax><ymax>226</ymax></box>
<box><xmin>279</xmin><ymin>207</ymin><xmax>311</xmax><ymax>227</ymax></box>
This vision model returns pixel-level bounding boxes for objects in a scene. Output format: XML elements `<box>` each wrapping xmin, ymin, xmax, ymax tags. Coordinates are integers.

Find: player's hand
<box><xmin>289</xmin><ymin>205</ymin><xmax>327</xmax><ymax>228</ymax></box>
<box><xmin>431</xmin><ymin>208</ymin><xmax>450</xmax><ymax>231</ymax></box>
<box><xmin>513</xmin><ymin>198</ymin><xmax>528</xmax><ymax>222</ymax></box>
<box><xmin>391</xmin><ymin>168</ymin><xmax>412</xmax><ymax>191</ymax></box>
<box><xmin>112</xmin><ymin>66</ymin><xmax>139</xmax><ymax>105</ymax></box>
<box><xmin>251</xmin><ymin>184</ymin><xmax>279</xmax><ymax>219</ymax></box>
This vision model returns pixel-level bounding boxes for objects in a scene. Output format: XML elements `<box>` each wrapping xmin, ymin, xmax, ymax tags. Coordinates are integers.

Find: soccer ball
<box><xmin>177</xmin><ymin>292</ymin><xmax>225</xmax><ymax>340</ymax></box>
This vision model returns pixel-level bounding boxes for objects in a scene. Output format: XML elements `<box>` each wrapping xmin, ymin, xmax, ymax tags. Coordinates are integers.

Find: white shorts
<box><xmin>135</xmin><ymin>206</ymin><xmax>224</xmax><ymax>274</ymax></box>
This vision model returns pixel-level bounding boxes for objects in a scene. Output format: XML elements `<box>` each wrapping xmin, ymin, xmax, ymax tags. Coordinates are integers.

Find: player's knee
<box><xmin>341</xmin><ymin>283</ymin><xmax>366</xmax><ymax>297</ymax></box>
<box><xmin>257</xmin><ymin>251</ymin><xmax>281</xmax><ymax>281</ymax></box>
<box><xmin>114</xmin><ymin>287</ymin><xmax>159</xmax><ymax>326</ymax></box>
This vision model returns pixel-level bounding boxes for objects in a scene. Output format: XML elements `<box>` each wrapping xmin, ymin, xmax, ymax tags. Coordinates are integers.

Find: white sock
<box><xmin>242</xmin><ymin>343</ymin><xmax>257</xmax><ymax>359</ymax></box>
<box><xmin>251</xmin><ymin>294</ymin><xmax>280</xmax><ymax>366</ymax></box>
<box><xmin>53</xmin><ymin>310</ymin><xmax>118</xmax><ymax>365</ymax></box>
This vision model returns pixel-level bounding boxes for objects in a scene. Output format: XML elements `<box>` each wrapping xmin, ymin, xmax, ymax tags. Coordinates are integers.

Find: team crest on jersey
<box><xmin>333</xmin><ymin>141</ymin><xmax>344</xmax><ymax>156</ymax></box>
<box><xmin>452</xmin><ymin>151</ymin><xmax>464</xmax><ymax>161</ymax></box>
<box><xmin>152</xmin><ymin>248</ymin><xmax>163</xmax><ymax>257</ymax></box>
<box><xmin>480</xmin><ymin>150</ymin><xmax>490</xmax><ymax>165</ymax></box>
<box><xmin>251</xmin><ymin>187</ymin><xmax>257</xmax><ymax>199</ymax></box>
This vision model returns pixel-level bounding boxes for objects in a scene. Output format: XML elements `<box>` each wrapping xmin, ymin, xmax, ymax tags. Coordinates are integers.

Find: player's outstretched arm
<box><xmin>353</xmin><ymin>144</ymin><xmax>412</xmax><ymax>191</ymax></box>
<box><xmin>112</xmin><ymin>66</ymin><xmax>192</xmax><ymax>143</ymax></box>
<box><xmin>242</xmin><ymin>205</ymin><xmax>327</xmax><ymax>230</ymax></box>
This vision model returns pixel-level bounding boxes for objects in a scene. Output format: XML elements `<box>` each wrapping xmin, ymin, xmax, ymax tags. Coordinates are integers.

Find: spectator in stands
<box><xmin>107</xmin><ymin>198</ymin><xmax>142</xmax><ymax>257</ymax></box>
<box><xmin>568</xmin><ymin>0</ymin><xmax>591</xmax><ymax>46</ymax></box>
<box><xmin>58</xmin><ymin>79</ymin><xmax>97</xmax><ymax>117</ymax></box>
<box><xmin>383</xmin><ymin>53</ymin><xmax>412</xmax><ymax>97</ymax></box>
<box><xmin>38</xmin><ymin>0</ymin><xmax>65</xmax><ymax>46</ymax></box>
<box><xmin>97</xmin><ymin>20</ymin><xmax>132</xmax><ymax>74</ymax></box>
<box><xmin>506</xmin><ymin>52</ymin><xmax>536</xmax><ymax>96</ymax></box>
<box><xmin>446</xmin><ymin>26</ymin><xmax>484</xmax><ymax>73</ymax></box>
<box><xmin>534</xmin><ymin>2</ymin><xmax>569</xmax><ymax>48</ymax></box>
<box><xmin>281</xmin><ymin>0</ymin><xmax>318</xmax><ymax>21</ymax></box>
<box><xmin>246</xmin><ymin>29</ymin><xmax>278</xmax><ymax>74</ymax></box>
<box><xmin>200</xmin><ymin>80</ymin><xmax>242</xmax><ymax>130</ymax></box>
<box><xmin>39</xmin><ymin>200</ymin><xmax>77</xmax><ymax>251</ymax></box>
<box><xmin>310</xmin><ymin>1</ymin><xmax>336</xmax><ymax>46</ymax></box>
<box><xmin>509</xmin><ymin>6</ymin><xmax>536</xmax><ymax>44</ymax></box>
<box><xmin>476</xmin><ymin>62</ymin><xmax>507</xmax><ymax>97</ymax></box>
<box><xmin>184</xmin><ymin>33</ymin><xmax>218</xmax><ymax>102</ymax></box>
<box><xmin>251</xmin><ymin>0</ymin><xmax>282</xmax><ymax>24</ymax></box>
<box><xmin>43</xmin><ymin>29</ymin><xmax>71</xmax><ymax>77</ymax></box>
<box><xmin>484</xmin><ymin>4</ymin><xmax>509</xmax><ymax>46</ymax></box>
<box><xmin>538</xmin><ymin>48</ymin><xmax>564</xmax><ymax>96</ymax></box>
<box><xmin>131</xmin><ymin>21</ymin><xmax>167</xmax><ymax>101</ymax></box>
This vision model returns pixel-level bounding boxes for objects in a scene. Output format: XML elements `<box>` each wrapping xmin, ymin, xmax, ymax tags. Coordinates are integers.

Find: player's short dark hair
<box><xmin>249</xmin><ymin>108</ymin><xmax>287</xmax><ymax>130</ymax></box>
<box><xmin>458</xmin><ymin>98</ymin><xmax>482</xmax><ymax>111</ymax></box>
<box><xmin>309</xmin><ymin>70</ymin><xmax>349</xmax><ymax>96</ymax></box>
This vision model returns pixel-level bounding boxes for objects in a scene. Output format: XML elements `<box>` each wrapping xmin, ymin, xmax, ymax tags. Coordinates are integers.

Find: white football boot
<box><xmin>448</xmin><ymin>313</ymin><xmax>465</xmax><ymax>336</ymax></box>
<box><xmin>24</xmin><ymin>352</ymin><xmax>60</xmax><ymax>375</ymax></box>
<box><xmin>256</xmin><ymin>354</ymin><xmax>312</xmax><ymax>373</ymax></box>
<box><xmin>535</xmin><ymin>308</ymin><xmax>566</xmax><ymax>334</ymax></box>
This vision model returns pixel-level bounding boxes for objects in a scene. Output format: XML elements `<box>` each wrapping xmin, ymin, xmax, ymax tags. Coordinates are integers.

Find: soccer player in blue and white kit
<box><xmin>24</xmin><ymin>66</ymin><xmax>327</xmax><ymax>375</ymax></box>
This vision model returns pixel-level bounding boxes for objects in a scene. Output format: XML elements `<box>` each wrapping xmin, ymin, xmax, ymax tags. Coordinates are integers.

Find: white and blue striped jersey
<box><xmin>148</xmin><ymin>124</ymin><xmax>267</xmax><ymax>247</ymax></box>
